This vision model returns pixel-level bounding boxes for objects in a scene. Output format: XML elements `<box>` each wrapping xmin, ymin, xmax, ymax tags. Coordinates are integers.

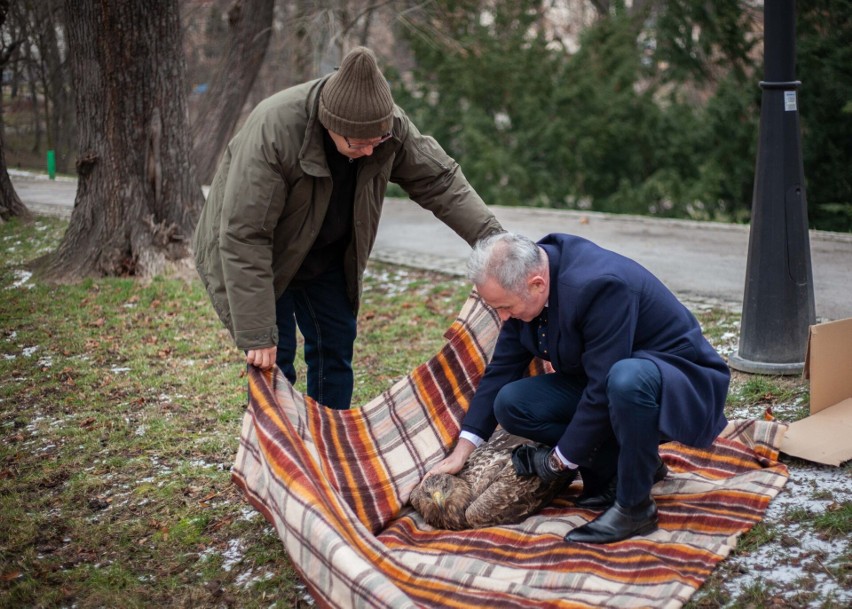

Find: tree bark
<box><xmin>43</xmin><ymin>0</ymin><xmax>202</xmax><ymax>280</ymax></box>
<box><xmin>0</xmin><ymin>107</ymin><xmax>31</xmax><ymax>223</ymax></box>
<box><xmin>39</xmin><ymin>0</ymin><xmax>76</xmax><ymax>174</ymax></box>
<box><xmin>190</xmin><ymin>0</ymin><xmax>275</xmax><ymax>185</ymax></box>
<box><xmin>0</xmin><ymin>0</ymin><xmax>31</xmax><ymax>223</ymax></box>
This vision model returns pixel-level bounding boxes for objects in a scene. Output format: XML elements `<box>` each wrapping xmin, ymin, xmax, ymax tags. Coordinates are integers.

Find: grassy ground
<box><xmin>1</xmin><ymin>216</ymin><xmax>849</xmax><ymax>608</ymax></box>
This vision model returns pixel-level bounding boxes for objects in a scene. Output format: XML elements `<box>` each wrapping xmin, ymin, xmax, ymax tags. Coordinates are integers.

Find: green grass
<box><xmin>1</xmin><ymin>216</ymin><xmax>848</xmax><ymax>608</ymax></box>
<box><xmin>0</xmin><ymin>216</ymin><xmax>470</xmax><ymax>608</ymax></box>
<box><xmin>813</xmin><ymin>502</ymin><xmax>852</xmax><ymax>536</ymax></box>
<box><xmin>731</xmin><ymin>522</ymin><xmax>777</xmax><ymax>555</ymax></box>
<box><xmin>727</xmin><ymin>376</ymin><xmax>804</xmax><ymax>410</ymax></box>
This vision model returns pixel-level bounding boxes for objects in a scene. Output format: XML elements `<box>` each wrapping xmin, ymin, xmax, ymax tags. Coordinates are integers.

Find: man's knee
<box><xmin>606</xmin><ymin>358</ymin><xmax>661</xmax><ymax>409</ymax></box>
<box><xmin>493</xmin><ymin>382</ymin><xmax>527</xmax><ymax>431</ymax></box>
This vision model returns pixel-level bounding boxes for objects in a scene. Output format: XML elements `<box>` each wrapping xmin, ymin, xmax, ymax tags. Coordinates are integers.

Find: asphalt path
<box><xmin>10</xmin><ymin>170</ymin><xmax>852</xmax><ymax>321</ymax></box>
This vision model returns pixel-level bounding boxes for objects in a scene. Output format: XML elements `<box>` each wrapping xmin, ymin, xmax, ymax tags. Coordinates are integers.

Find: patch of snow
<box><xmin>235</xmin><ymin>567</ymin><xmax>275</xmax><ymax>588</ymax></box>
<box><xmin>9</xmin><ymin>270</ymin><xmax>33</xmax><ymax>289</ymax></box>
<box><xmin>294</xmin><ymin>582</ymin><xmax>317</xmax><ymax>606</ymax></box>
<box><xmin>240</xmin><ymin>507</ymin><xmax>260</xmax><ymax>522</ymax></box>
<box><xmin>221</xmin><ymin>539</ymin><xmax>244</xmax><ymax>572</ymax></box>
<box><xmin>712</xmin><ymin>463</ymin><xmax>851</xmax><ymax>607</ymax></box>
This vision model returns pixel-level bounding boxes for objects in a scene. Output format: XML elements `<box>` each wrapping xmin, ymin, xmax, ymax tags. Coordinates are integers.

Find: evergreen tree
<box><xmin>797</xmin><ymin>0</ymin><xmax>852</xmax><ymax>231</ymax></box>
<box><xmin>392</xmin><ymin>0</ymin><xmax>563</xmax><ymax>207</ymax></box>
<box><xmin>393</xmin><ymin>0</ymin><xmax>850</xmax><ymax>231</ymax></box>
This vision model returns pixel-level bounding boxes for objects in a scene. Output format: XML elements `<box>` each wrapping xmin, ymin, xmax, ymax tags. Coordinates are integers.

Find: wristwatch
<box><xmin>548</xmin><ymin>449</ymin><xmax>565</xmax><ymax>473</ymax></box>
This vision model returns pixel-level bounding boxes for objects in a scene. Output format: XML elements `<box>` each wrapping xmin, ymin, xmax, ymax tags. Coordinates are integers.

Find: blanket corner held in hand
<box><xmin>232</xmin><ymin>292</ymin><xmax>789</xmax><ymax>608</ymax></box>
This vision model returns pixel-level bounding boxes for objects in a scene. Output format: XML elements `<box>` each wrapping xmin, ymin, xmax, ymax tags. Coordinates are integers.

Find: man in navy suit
<box><xmin>428</xmin><ymin>232</ymin><xmax>730</xmax><ymax>543</ymax></box>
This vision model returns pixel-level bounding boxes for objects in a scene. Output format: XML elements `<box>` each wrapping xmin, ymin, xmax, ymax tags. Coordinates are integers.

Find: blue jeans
<box><xmin>492</xmin><ymin>358</ymin><xmax>662</xmax><ymax>507</ymax></box>
<box><xmin>275</xmin><ymin>266</ymin><xmax>357</xmax><ymax>410</ymax></box>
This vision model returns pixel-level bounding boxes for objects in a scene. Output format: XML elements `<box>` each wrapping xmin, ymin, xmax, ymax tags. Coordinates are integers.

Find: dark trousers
<box><xmin>274</xmin><ymin>266</ymin><xmax>357</xmax><ymax>410</ymax></box>
<box><xmin>493</xmin><ymin>358</ymin><xmax>663</xmax><ymax>507</ymax></box>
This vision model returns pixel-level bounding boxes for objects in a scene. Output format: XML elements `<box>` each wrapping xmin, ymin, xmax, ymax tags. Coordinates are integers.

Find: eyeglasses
<box><xmin>344</xmin><ymin>132</ymin><xmax>393</xmax><ymax>150</ymax></box>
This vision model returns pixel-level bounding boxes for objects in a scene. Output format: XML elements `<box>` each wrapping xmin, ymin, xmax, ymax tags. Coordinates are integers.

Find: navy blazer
<box><xmin>461</xmin><ymin>234</ymin><xmax>730</xmax><ymax>465</ymax></box>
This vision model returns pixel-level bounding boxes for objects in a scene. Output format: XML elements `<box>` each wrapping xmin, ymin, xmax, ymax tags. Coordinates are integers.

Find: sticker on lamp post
<box><xmin>784</xmin><ymin>90</ymin><xmax>798</xmax><ymax>112</ymax></box>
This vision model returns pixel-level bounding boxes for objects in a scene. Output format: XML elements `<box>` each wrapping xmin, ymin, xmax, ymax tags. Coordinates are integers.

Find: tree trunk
<box><xmin>0</xmin><ymin>105</ymin><xmax>31</xmax><ymax>223</ymax></box>
<box><xmin>0</xmin><ymin>0</ymin><xmax>31</xmax><ymax>223</ymax></box>
<box><xmin>41</xmin><ymin>0</ymin><xmax>75</xmax><ymax>175</ymax></box>
<box><xmin>191</xmin><ymin>0</ymin><xmax>275</xmax><ymax>185</ymax></box>
<box><xmin>43</xmin><ymin>0</ymin><xmax>202</xmax><ymax>280</ymax></box>
<box><xmin>25</xmin><ymin>64</ymin><xmax>42</xmax><ymax>153</ymax></box>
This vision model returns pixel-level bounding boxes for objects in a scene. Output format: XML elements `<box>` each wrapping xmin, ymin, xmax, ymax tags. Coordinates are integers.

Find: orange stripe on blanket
<box><xmin>322</xmin><ymin>410</ymin><xmax>377</xmax><ymax>528</ymax></box>
<box><xmin>434</xmin><ymin>349</ymin><xmax>467</xmax><ymax>404</ymax></box>
<box><xmin>381</xmin><ymin>529</ymin><xmax>718</xmax><ymax>590</ymax></box>
<box><xmin>338</xmin><ymin>410</ymin><xmax>400</xmax><ymax>527</ymax></box>
<box><xmin>450</xmin><ymin>323</ymin><xmax>490</xmax><ymax>387</ymax></box>
<box><xmin>410</xmin><ymin>362</ymin><xmax>461</xmax><ymax>447</ymax></box>
<box><xmin>665</xmin><ymin>445</ymin><xmax>772</xmax><ymax>477</ymax></box>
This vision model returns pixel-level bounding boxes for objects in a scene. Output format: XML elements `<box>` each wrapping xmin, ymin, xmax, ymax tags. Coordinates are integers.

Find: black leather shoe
<box><xmin>575</xmin><ymin>459</ymin><xmax>668</xmax><ymax>510</ymax></box>
<box><xmin>564</xmin><ymin>498</ymin><xmax>658</xmax><ymax>544</ymax></box>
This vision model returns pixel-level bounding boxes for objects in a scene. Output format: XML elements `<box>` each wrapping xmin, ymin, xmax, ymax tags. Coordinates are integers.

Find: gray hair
<box><xmin>466</xmin><ymin>232</ymin><xmax>545</xmax><ymax>294</ymax></box>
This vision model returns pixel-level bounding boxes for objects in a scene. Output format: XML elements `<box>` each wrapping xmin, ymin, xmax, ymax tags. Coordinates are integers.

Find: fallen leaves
<box><xmin>87</xmin><ymin>496</ymin><xmax>111</xmax><ymax>511</ymax></box>
<box><xmin>205</xmin><ymin>516</ymin><xmax>234</xmax><ymax>533</ymax></box>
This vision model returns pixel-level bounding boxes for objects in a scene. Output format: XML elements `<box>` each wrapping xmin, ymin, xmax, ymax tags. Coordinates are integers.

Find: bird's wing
<box><xmin>464</xmin><ymin>460</ymin><xmax>566</xmax><ymax>529</ymax></box>
<box><xmin>461</xmin><ymin>429</ymin><xmax>530</xmax><ymax>497</ymax></box>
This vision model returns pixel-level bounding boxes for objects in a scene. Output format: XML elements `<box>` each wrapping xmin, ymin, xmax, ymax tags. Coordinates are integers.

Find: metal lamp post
<box><xmin>729</xmin><ymin>0</ymin><xmax>815</xmax><ymax>375</ymax></box>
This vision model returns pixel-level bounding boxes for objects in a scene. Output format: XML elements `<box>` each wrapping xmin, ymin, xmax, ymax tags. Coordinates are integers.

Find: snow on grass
<box><xmin>716</xmin><ymin>462</ymin><xmax>851</xmax><ymax>607</ymax></box>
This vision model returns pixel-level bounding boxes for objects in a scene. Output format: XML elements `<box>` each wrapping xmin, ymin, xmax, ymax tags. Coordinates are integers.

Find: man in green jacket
<box><xmin>193</xmin><ymin>46</ymin><xmax>502</xmax><ymax>410</ymax></box>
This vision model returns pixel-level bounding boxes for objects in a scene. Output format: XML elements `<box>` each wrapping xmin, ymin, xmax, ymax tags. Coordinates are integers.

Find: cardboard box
<box><xmin>780</xmin><ymin>317</ymin><xmax>852</xmax><ymax>466</ymax></box>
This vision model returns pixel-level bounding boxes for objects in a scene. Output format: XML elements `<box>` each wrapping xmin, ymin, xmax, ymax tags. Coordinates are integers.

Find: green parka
<box><xmin>193</xmin><ymin>76</ymin><xmax>503</xmax><ymax>351</ymax></box>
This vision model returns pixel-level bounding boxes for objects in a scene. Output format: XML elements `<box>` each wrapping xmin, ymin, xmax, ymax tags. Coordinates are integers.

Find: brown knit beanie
<box><xmin>319</xmin><ymin>47</ymin><xmax>394</xmax><ymax>139</ymax></box>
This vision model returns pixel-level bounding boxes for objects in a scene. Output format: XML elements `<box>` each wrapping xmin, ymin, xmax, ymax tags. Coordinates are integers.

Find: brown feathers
<box><xmin>410</xmin><ymin>430</ymin><xmax>571</xmax><ymax>530</ymax></box>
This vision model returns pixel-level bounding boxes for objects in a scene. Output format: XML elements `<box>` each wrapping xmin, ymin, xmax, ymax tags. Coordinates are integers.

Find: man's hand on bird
<box><xmin>425</xmin><ymin>437</ymin><xmax>477</xmax><ymax>479</ymax></box>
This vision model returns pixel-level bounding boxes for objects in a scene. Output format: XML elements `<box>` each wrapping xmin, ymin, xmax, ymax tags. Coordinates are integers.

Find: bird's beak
<box><xmin>431</xmin><ymin>490</ymin><xmax>445</xmax><ymax>509</ymax></box>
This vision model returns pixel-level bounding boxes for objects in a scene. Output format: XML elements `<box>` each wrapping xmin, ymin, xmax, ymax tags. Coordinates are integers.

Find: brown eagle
<box><xmin>409</xmin><ymin>430</ymin><xmax>572</xmax><ymax>530</ymax></box>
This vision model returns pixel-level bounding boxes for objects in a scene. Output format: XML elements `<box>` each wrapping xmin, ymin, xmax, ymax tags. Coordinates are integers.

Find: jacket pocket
<box><xmin>667</xmin><ymin>340</ymin><xmax>699</xmax><ymax>361</ymax></box>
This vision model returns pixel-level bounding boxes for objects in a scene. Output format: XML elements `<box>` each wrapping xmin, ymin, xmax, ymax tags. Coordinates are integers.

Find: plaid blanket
<box><xmin>232</xmin><ymin>292</ymin><xmax>789</xmax><ymax>608</ymax></box>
